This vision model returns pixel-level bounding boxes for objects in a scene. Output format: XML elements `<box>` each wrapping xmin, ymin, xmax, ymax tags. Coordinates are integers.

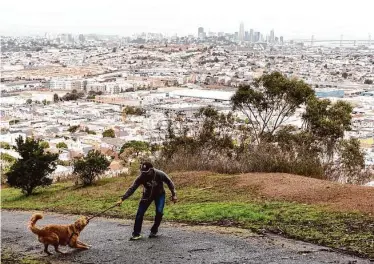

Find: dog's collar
<box><xmin>68</xmin><ymin>232</ymin><xmax>79</xmax><ymax>244</ymax></box>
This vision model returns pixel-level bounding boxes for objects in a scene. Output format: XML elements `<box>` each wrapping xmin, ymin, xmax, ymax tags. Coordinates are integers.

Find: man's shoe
<box><xmin>129</xmin><ymin>235</ymin><xmax>142</xmax><ymax>241</ymax></box>
<box><xmin>149</xmin><ymin>232</ymin><xmax>158</xmax><ymax>238</ymax></box>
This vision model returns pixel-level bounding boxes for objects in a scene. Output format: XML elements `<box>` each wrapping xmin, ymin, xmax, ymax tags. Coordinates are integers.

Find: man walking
<box><xmin>117</xmin><ymin>162</ymin><xmax>177</xmax><ymax>240</ymax></box>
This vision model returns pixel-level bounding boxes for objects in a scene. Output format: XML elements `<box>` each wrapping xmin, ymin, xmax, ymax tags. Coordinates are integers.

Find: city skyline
<box><xmin>1</xmin><ymin>0</ymin><xmax>373</xmax><ymax>39</ymax></box>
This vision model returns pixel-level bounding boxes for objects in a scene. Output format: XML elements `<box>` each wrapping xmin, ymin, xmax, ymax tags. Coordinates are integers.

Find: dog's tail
<box><xmin>28</xmin><ymin>213</ymin><xmax>43</xmax><ymax>235</ymax></box>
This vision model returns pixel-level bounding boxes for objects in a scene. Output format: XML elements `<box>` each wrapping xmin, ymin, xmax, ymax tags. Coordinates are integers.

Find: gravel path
<box><xmin>1</xmin><ymin>210</ymin><xmax>370</xmax><ymax>264</ymax></box>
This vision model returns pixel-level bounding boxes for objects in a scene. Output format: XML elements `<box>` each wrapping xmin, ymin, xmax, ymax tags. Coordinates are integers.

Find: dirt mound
<box><xmin>237</xmin><ymin>173</ymin><xmax>374</xmax><ymax>214</ymax></box>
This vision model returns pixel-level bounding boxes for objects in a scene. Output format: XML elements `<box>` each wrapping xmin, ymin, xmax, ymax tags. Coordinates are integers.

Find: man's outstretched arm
<box><xmin>117</xmin><ymin>176</ymin><xmax>141</xmax><ymax>205</ymax></box>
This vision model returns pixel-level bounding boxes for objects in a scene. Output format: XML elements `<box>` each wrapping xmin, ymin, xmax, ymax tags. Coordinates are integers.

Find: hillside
<box><xmin>236</xmin><ymin>173</ymin><xmax>374</xmax><ymax>213</ymax></box>
<box><xmin>2</xmin><ymin>171</ymin><xmax>374</xmax><ymax>258</ymax></box>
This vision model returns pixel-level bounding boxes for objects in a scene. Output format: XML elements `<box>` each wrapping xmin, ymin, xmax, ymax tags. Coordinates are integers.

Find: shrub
<box><xmin>6</xmin><ymin>136</ymin><xmax>58</xmax><ymax>195</ymax></box>
<box><xmin>102</xmin><ymin>128</ymin><xmax>115</xmax><ymax>138</ymax></box>
<box><xmin>73</xmin><ymin>150</ymin><xmax>110</xmax><ymax>186</ymax></box>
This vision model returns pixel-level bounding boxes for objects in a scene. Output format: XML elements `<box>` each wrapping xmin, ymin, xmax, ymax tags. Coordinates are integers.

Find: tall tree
<box><xmin>231</xmin><ymin>72</ymin><xmax>315</xmax><ymax>143</ymax></box>
<box><xmin>302</xmin><ymin>98</ymin><xmax>352</xmax><ymax>161</ymax></box>
<box><xmin>6</xmin><ymin>136</ymin><xmax>58</xmax><ymax>195</ymax></box>
<box><xmin>73</xmin><ymin>150</ymin><xmax>110</xmax><ymax>186</ymax></box>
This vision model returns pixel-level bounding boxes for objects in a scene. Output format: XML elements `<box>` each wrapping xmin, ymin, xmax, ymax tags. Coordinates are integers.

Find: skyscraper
<box><xmin>198</xmin><ymin>27</ymin><xmax>204</xmax><ymax>36</ymax></box>
<box><xmin>249</xmin><ymin>29</ymin><xmax>254</xmax><ymax>42</ymax></box>
<box><xmin>78</xmin><ymin>34</ymin><xmax>85</xmax><ymax>43</ymax></box>
<box><xmin>270</xmin><ymin>29</ymin><xmax>275</xmax><ymax>43</ymax></box>
<box><xmin>254</xmin><ymin>32</ymin><xmax>260</xmax><ymax>42</ymax></box>
<box><xmin>239</xmin><ymin>22</ymin><xmax>244</xmax><ymax>42</ymax></box>
<box><xmin>244</xmin><ymin>31</ymin><xmax>249</xmax><ymax>41</ymax></box>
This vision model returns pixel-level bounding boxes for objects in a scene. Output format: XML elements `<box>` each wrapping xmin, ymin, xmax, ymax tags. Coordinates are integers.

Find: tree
<box><xmin>56</xmin><ymin>142</ymin><xmax>68</xmax><ymax>149</ymax></box>
<box><xmin>26</xmin><ymin>99</ymin><xmax>32</xmax><ymax>104</ymax></box>
<box><xmin>342</xmin><ymin>72</ymin><xmax>348</xmax><ymax>79</ymax></box>
<box><xmin>302</xmin><ymin>97</ymin><xmax>352</xmax><ymax>161</ymax></box>
<box><xmin>336</xmin><ymin>138</ymin><xmax>366</xmax><ymax>184</ymax></box>
<box><xmin>231</xmin><ymin>72</ymin><xmax>315</xmax><ymax>143</ymax></box>
<box><xmin>0</xmin><ymin>141</ymin><xmax>11</xmax><ymax>149</ymax></box>
<box><xmin>123</xmin><ymin>106</ymin><xmax>145</xmax><ymax>116</ymax></box>
<box><xmin>102</xmin><ymin>128</ymin><xmax>115</xmax><ymax>138</ymax></box>
<box><xmin>39</xmin><ymin>141</ymin><xmax>50</xmax><ymax>149</ymax></box>
<box><xmin>53</xmin><ymin>93</ymin><xmax>59</xmax><ymax>103</ymax></box>
<box><xmin>6</xmin><ymin>136</ymin><xmax>58</xmax><ymax>195</ymax></box>
<box><xmin>120</xmin><ymin>141</ymin><xmax>149</xmax><ymax>156</ymax></box>
<box><xmin>68</xmin><ymin>125</ymin><xmax>79</xmax><ymax>133</ymax></box>
<box><xmin>73</xmin><ymin>150</ymin><xmax>110</xmax><ymax>186</ymax></box>
<box><xmin>84</xmin><ymin>127</ymin><xmax>96</xmax><ymax>135</ymax></box>
<box><xmin>62</xmin><ymin>92</ymin><xmax>84</xmax><ymax>101</ymax></box>
<box><xmin>1</xmin><ymin>152</ymin><xmax>17</xmax><ymax>163</ymax></box>
<box><xmin>42</xmin><ymin>99</ymin><xmax>49</xmax><ymax>105</ymax></box>
<box><xmin>364</xmin><ymin>79</ymin><xmax>373</xmax><ymax>84</ymax></box>
<box><xmin>9</xmin><ymin>120</ymin><xmax>20</xmax><ymax>125</ymax></box>
<box><xmin>338</xmin><ymin>138</ymin><xmax>364</xmax><ymax>171</ymax></box>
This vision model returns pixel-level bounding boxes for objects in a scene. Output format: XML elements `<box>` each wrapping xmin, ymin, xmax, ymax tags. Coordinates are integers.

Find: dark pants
<box><xmin>133</xmin><ymin>193</ymin><xmax>165</xmax><ymax>236</ymax></box>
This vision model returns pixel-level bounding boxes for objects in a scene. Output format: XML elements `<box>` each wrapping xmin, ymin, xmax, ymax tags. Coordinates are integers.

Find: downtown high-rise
<box><xmin>239</xmin><ymin>22</ymin><xmax>244</xmax><ymax>42</ymax></box>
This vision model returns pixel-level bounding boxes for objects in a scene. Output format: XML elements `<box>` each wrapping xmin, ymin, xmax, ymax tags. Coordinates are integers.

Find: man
<box><xmin>117</xmin><ymin>162</ymin><xmax>177</xmax><ymax>240</ymax></box>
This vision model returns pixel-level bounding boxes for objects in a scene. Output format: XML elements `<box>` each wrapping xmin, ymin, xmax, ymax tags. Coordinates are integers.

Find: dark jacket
<box><xmin>121</xmin><ymin>169</ymin><xmax>176</xmax><ymax>201</ymax></box>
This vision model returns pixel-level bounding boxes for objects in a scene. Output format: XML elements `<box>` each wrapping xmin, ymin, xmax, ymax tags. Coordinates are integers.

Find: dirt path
<box><xmin>1</xmin><ymin>210</ymin><xmax>371</xmax><ymax>264</ymax></box>
<box><xmin>236</xmin><ymin>173</ymin><xmax>374</xmax><ymax>213</ymax></box>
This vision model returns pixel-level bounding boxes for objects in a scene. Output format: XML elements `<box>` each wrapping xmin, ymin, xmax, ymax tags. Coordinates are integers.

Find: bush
<box><xmin>0</xmin><ymin>141</ymin><xmax>11</xmax><ymax>149</ymax></box>
<box><xmin>102</xmin><ymin>128</ymin><xmax>115</xmax><ymax>138</ymax></box>
<box><xmin>68</xmin><ymin>125</ymin><xmax>79</xmax><ymax>133</ymax></box>
<box><xmin>62</xmin><ymin>91</ymin><xmax>84</xmax><ymax>101</ymax></box>
<box><xmin>73</xmin><ymin>150</ymin><xmax>110</xmax><ymax>186</ymax></box>
<box><xmin>39</xmin><ymin>141</ymin><xmax>50</xmax><ymax>149</ymax></box>
<box><xmin>56</xmin><ymin>142</ymin><xmax>68</xmax><ymax>149</ymax></box>
<box><xmin>122</xmin><ymin>106</ymin><xmax>146</xmax><ymax>116</ymax></box>
<box><xmin>0</xmin><ymin>153</ymin><xmax>17</xmax><ymax>163</ymax></box>
<box><xmin>155</xmin><ymin>143</ymin><xmax>324</xmax><ymax>177</ymax></box>
<box><xmin>9</xmin><ymin>120</ymin><xmax>20</xmax><ymax>125</ymax></box>
<box><xmin>6</xmin><ymin>136</ymin><xmax>58</xmax><ymax>195</ymax></box>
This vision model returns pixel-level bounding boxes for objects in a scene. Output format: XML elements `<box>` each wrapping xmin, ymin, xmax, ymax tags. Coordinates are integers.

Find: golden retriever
<box><xmin>28</xmin><ymin>213</ymin><xmax>91</xmax><ymax>255</ymax></box>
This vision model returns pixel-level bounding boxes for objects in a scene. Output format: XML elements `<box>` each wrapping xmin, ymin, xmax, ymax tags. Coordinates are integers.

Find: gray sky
<box><xmin>1</xmin><ymin>0</ymin><xmax>373</xmax><ymax>39</ymax></box>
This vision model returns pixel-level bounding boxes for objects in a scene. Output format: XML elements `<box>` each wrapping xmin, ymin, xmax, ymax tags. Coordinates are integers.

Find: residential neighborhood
<box><xmin>1</xmin><ymin>33</ymin><xmax>374</xmax><ymax>182</ymax></box>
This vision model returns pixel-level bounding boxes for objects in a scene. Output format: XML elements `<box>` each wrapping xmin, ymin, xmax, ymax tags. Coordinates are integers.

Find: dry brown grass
<box><xmin>236</xmin><ymin>173</ymin><xmax>374</xmax><ymax>213</ymax></box>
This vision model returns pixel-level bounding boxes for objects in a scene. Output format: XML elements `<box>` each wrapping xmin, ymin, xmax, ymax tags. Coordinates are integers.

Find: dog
<box><xmin>28</xmin><ymin>213</ymin><xmax>91</xmax><ymax>255</ymax></box>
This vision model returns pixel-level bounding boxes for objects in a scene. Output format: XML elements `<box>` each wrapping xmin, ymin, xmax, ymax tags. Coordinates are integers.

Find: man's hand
<box><xmin>116</xmin><ymin>199</ymin><xmax>123</xmax><ymax>206</ymax></box>
<box><xmin>171</xmin><ymin>195</ymin><xmax>178</xmax><ymax>203</ymax></box>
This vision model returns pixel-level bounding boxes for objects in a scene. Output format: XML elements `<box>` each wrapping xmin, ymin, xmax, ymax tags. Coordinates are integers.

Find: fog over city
<box><xmin>1</xmin><ymin>0</ymin><xmax>374</xmax><ymax>39</ymax></box>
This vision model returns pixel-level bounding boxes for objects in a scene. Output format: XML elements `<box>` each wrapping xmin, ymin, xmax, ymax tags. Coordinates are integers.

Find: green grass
<box><xmin>2</xmin><ymin>174</ymin><xmax>374</xmax><ymax>259</ymax></box>
<box><xmin>1</xmin><ymin>248</ymin><xmax>49</xmax><ymax>264</ymax></box>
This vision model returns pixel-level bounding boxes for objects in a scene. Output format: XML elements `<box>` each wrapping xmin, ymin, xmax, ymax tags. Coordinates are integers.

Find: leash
<box><xmin>87</xmin><ymin>204</ymin><xmax>118</xmax><ymax>221</ymax></box>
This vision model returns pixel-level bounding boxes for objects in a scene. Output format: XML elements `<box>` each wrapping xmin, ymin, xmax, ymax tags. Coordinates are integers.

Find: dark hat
<box><xmin>140</xmin><ymin>162</ymin><xmax>153</xmax><ymax>173</ymax></box>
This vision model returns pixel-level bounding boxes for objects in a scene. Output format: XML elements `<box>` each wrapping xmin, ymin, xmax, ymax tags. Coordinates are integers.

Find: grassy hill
<box><xmin>2</xmin><ymin>171</ymin><xmax>374</xmax><ymax>258</ymax></box>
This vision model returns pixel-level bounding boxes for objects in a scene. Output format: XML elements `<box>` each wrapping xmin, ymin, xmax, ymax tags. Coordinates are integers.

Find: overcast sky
<box><xmin>1</xmin><ymin>0</ymin><xmax>373</xmax><ymax>40</ymax></box>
